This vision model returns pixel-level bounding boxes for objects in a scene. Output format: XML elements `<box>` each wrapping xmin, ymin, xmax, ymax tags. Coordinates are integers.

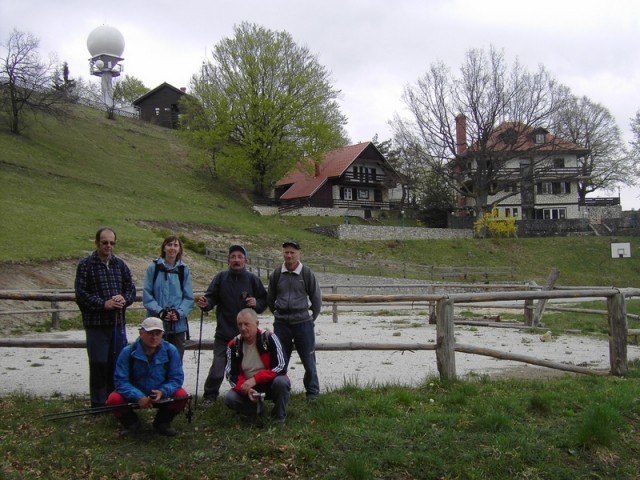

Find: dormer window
<box><xmin>535</xmin><ymin>133</ymin><xmax>545</xmax><ymax>144</ymax></box>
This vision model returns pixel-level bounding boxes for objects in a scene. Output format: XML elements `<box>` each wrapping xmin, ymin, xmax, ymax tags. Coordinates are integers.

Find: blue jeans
<box><xmin>274</xmin><ymin>320</ymin><xmax>319</xmax><ymax>397</ymax></box>
<box><xmin>224</xmin><ymin>376</ymin><xmax>291</xmax><ymax>420</ymax></box>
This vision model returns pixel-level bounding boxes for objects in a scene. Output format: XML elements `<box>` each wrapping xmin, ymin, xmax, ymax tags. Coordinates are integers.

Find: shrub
<box><xmin>473</xmin><ymin>206</ymin><xmax>518</xmax><ymax>238</ymax></box>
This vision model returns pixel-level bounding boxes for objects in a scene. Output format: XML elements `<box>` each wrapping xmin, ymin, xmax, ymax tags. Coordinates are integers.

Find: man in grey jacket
<box><xmin>267</xmin><ymin>240</ymin><xmax>322</xmax><ymax>400</ymax></box>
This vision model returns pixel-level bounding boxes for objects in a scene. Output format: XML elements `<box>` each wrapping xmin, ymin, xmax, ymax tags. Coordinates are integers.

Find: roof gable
<box><xmin>466</xmin><ymin>122</ymin><xmax>589</xmax><ymax>156</ymax></box>
<box><xmin>277</xmin><ymin>142</ymin><xmax>390</xmax><ymax>200</ymax></box>
<box><xmin>132</xmin><ymin>82</ymin><xmax>186</xmax><ymax>105</ymax></box>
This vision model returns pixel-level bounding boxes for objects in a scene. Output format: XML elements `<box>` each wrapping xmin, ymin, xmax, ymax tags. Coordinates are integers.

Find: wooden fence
<box><xmin>1</xmin><ymin>287</ymin><xmax>639</xmax><ymax>380</ymax></box>
<box><xmin>204</xmin><ymin>248</ymin><xmax>518</xmax><ymax>282</ymax></box>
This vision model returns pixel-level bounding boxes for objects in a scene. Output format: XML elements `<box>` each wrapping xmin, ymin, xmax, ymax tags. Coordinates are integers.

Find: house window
<box><xmin>543</xmin><ymin>208</ymin><xmax>566</xmax><ymax>220</ymax></box>
<box><xmin>555</xmin><ymin>182</ymin><xmax>571</xmax><ymax>194</ymax></box>
<box><xmin>553</xmin><ymin>158</ymin><xmax>565</xmax><ymax>169</ymax></box>
<box><xmin>155</xmin><ymin>107</ymin><xmax>160</xmax><ymax>116</ymax></box>
<box><xmin>512</xmin><ymin>208</ymin><xmax>518</xmax><ymax>217</ymax></box>
<box><xmin>537</xmin><ymin>182</ymin><xmax>571</xmax><ymax>195</ymax></box>
<box><xmin>537</xmin><ymin>182</ymin><xmax>553</xmax><ymax>194</ymax></box>
<box><xmin>358</xmin><ymin>189</ymin><xmax>369</xmax><ymax>200</ymax></box>
<box><xmin>342</xmin><ymin>187</ymin><xmax>353</xmax><ymax>200</ymax></box>
<box><xmin>535</xmin><ymin>133</ymin><xmax>545</xmax><ymax>144</ymax></box>
<box><xmin>505</xmin><ymin>208</ymin><xmax>511</xmax><ymax>217</ymax></box>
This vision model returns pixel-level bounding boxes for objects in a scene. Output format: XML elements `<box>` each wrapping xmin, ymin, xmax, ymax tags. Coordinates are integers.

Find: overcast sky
<box><xmin>2</xmin><ymin>0</ymin><xmax>639</xmax><ymax>208</ymax></box>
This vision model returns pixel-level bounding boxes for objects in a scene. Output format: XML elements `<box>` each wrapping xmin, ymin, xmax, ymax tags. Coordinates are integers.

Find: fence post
<box><xmin>332</xmin><ymin>285</ymin><xmax>338</xmax><ymax>323</ymax></box>
<box><xmin>51</xmin><ymin>297</ymin><xmax>60</xmax><ymax>330</ymax></box>
<box><xmin>532</xmin><ymin>267</ymin><xmax>559</xmax><ymax>327</ymax></box>
<box><xmin>607</xmin><ymin>291</ymin><xmax>628</xmax><ymax>376</ymax></box>
<box><xmin>428</xmin><ymin>285</ymin><xmax>436</xmax><ymax>324</ymax></box>
<box><xmin>435</xmin><ymin>298</ymin><xmax>456</xmax><ymax>380</ymax></box>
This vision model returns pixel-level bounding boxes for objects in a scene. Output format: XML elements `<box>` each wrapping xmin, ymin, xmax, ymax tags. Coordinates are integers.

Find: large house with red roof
<box><xmin>454</xmin><ymin>115</ymin><xmax>591</xmax><ymax>220</ymax></box>
<box><xmin>273</xmin><ymin>142</ymin><xmax>402</xmax><ymax>219</ymax></box>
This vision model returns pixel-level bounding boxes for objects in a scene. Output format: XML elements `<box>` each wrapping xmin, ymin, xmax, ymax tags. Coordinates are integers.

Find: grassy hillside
<box><xmin>1</xmin><ymin>105</ymin><xmax>639</xmax><ymax>287</ymax></box>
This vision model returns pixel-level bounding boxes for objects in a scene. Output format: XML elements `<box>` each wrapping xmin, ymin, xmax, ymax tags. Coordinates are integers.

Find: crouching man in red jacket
<box><xmin>224</xmin><ymin>308</ymin><xmax>291</xmax><ymax>424</ymax></box>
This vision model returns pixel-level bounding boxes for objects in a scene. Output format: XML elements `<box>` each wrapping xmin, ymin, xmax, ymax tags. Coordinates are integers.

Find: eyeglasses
<box><xmin>100</xmin><ymin>241</ymin><xmax>116</xmax><ymax>246</ymax></box>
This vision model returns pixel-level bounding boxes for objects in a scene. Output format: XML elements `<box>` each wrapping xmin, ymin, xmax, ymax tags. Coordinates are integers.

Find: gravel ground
<box><xmin>3</xmin><ymin>307</ymin><xmax>638</xmax><ymax>399</ymax></box>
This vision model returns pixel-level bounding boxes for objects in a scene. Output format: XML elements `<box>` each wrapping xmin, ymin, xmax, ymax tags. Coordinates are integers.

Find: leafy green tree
<box><xmin>112</xmin><ymin>74</ymin><xmax>148</xmax><ymax>106</ymax></box>
<box><xmin>183</xmin><ymin>22</ymin><xmax>348</xmax><ymax>197</ymax></box>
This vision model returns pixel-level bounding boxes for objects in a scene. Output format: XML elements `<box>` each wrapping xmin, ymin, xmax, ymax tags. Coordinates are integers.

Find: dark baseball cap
<box><xmin>228</xmin><ymin>244</ymin><xmax>248</xmax><ymax>257</ymax></box>
<box><xmin>282</xmin><ymin>240</ymin><xmax>300</xmax><ymax>250</ymax></box>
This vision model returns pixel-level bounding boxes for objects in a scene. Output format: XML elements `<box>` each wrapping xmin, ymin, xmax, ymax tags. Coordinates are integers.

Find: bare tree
<box><xmin>631</xmin><ymin>110</ymin><xmax>640</xmax><ymax>173</ymax></box>
<box><xmin>1</xmin><ymin>29</ymin><xmax>64</xmax><ymax>134</ymax></box>
<box><xmin>391</xmin><ymin>46</ymin><xmax>572</xmax><ymax>217</ymax></box>
<box><xmin>552</xmin><ymin>95</ymin><xmax>635</xmax><ymax>203</ymax></box>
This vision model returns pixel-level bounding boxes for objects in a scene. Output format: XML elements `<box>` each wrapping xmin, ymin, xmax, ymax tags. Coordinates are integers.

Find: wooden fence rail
<box><xmin>1</xmin><ymin>286</ymin><xmax>639</xmax><ymax>380</ymax></box>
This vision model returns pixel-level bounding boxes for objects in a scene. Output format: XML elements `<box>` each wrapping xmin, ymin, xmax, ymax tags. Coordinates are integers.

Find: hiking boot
<box><xmin>199</xmin><ymin>397</ymin><xmax>216</xmax><ymax>409</ymax></box>
<box><xmin>153</xmin><ymin>422</ymin><xmax>177</xmax><ymax>437</ymax></box>
<box><xmin>119</xmin><ymin>421</ymin><xmax>141</xmax><ymax>438</ymax></box>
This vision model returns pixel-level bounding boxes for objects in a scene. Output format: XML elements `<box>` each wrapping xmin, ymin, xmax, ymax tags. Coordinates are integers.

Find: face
<box><xmin>139</xmin><ymin>329</ymin><xmax>164</xmax><ymax>350</ymax></box>
<box><xmin>96</xmin><ymin>230</ymin><xmax>116</xmax><ymax>260</ymax></box>
<box><xmin>237</xmin><ymin>313</ymin><xmax>259</xmax><ymax>344</ymax></box>
<box><xmin>283</xmin><ymin>246</ymin><xmax>301</xmax><ymax>270</ymax></box>
<box><xmin>163</xmin><ymin>239</ymin><xmax>181</xmax><ymax>263</ymax></box>
<box><xmin>228</xmin><ymin>251</ymin><xmax>247</xmax><ymax>273</ymax></box>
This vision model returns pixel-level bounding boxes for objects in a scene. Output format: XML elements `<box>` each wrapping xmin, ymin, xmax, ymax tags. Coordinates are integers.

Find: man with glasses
<box><xmin>75</xmin><ymin>227</ymin><xmax>137</xmax><ymax>408</ymax></box>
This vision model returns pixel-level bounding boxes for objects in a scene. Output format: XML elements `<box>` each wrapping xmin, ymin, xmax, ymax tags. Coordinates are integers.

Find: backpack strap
<box><xmin>153</xmin><ymin>261</ymin><xmax>185</xmax><ymax>291</ymax></box>
<box><xmin>271</xmin><ymin>265</ymin><xmax>312</xmax><ymax>297</ymax></box>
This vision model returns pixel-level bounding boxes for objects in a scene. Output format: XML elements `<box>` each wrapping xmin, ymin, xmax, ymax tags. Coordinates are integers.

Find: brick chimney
<box><xmin>455</xmin><ymin>114</ymin><xmax>467</xmax><ymax>155</ymax></box>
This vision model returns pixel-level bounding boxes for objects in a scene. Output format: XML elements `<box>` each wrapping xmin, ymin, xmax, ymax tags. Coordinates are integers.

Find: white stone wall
<box><xmin>335</xmin><ymin>224</ymin><xmax>473</xmax><ymax>240</ymax></box>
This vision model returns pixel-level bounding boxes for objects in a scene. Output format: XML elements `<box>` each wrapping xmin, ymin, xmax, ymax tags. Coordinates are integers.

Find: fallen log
<box><xmin>454</xmin><ymin>343</ymin><xmax>609</xmax><ymax>376</ymax></box>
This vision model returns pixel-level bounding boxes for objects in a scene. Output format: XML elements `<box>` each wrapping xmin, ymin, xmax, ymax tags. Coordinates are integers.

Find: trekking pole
<box><xmin>194</xmin><ymin>308</ymin><xmax>205</xmax><ymax>408</ymax></box>
<box><xmin>43</xmin><ymin>395</ymin><xmax>193</xmax><ymax>421</ymax></box>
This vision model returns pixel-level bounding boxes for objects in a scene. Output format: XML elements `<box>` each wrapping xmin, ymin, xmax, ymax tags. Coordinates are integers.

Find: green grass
<box><xmin>2</xmin><ymin>363</ymin><xmax>639</xmax><ymax>479</ymax></box>
<box><xmin>2</xmin><ymin>105</ymin><xmax>640</xmax><ymax>287</ymax></box>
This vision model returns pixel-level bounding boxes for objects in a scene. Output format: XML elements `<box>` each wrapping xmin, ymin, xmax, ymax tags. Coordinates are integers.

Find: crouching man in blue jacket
<box><xmin>106</xmin><ymin>317</ymin><xmax>189</xmax><ymax>437</ymax></box>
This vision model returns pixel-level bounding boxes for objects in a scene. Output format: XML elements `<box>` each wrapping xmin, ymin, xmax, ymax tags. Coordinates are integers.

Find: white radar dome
<box><xmin>87</xmin><ymin>25</ymin><xmax>125</xmax><ymax>58</ymax></box>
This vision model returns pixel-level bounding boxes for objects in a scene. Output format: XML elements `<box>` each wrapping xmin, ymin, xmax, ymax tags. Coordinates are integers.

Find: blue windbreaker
<box><xmin>142</xmin><ymin>258</ymin><xmax>194</xmax><ymax>334</ymax></box>
<box><xmin>113</xmin><ymin>338</ymin><xmax>184</xmax><ymax>401</ymax></box>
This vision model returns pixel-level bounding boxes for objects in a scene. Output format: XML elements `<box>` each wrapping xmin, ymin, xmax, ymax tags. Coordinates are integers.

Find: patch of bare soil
<box><xmin>0</xmin><ymin>221</ymin><xmax>275</xmax><ymax>335</ymax></box>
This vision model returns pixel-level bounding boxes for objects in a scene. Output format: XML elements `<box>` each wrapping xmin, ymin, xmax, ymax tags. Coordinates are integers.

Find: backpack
<box><xmin>153</xmin><ymin>262</ymin><xmax>185</xmax><ymax>290</ymax></box>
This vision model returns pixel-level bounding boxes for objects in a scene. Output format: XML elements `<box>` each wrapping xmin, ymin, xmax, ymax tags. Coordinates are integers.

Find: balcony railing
<box><xmin>461</xmin><ymin>166</ymin><xmax>586</xmax><ymax>181</ymax></box>
<box><xmin>342</xmin><ymin>171</ymin><xmax>391</xmax><ymax>184</ymax></box>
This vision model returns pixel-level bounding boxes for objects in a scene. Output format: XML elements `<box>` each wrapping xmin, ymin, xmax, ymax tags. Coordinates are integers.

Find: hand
<box><xmin>104</xmin><ymin>296</ymin><xmax>125</xmax><ymax>310</ymax></box>
<box><xmin>240</xmin><ymin>378</ymin><xmax>257</xmax><ymax>396</ymax></box>
<box><xmin>245</xmin><ymin>296</ymin><xmax>256</xmax><ymax>308</ymax></box>
<box><xmin>197</xmin><ymin>296</ymin><xmax>208</xmax><ymax>309</ymax></box>
<box><xmin>248</xmin><ymin>389</ymin><xmax>260</xmax><ymax>403</ymax></box>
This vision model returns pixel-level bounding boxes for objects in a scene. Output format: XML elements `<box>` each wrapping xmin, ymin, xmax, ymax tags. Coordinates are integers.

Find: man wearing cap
<box><xmin>267</xmin><ymin>240</ymin><xmax>322</xmax><ymax>401</ymax></box>
<box><xmin>106</xmin><ymin>317</ymin><xmax>189</xmax><ymax>437</ymax></box>
<box><xmin>197</xmin><ymin>244</ymin><xmax>268</xmax><ymax>407</ymax></box>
